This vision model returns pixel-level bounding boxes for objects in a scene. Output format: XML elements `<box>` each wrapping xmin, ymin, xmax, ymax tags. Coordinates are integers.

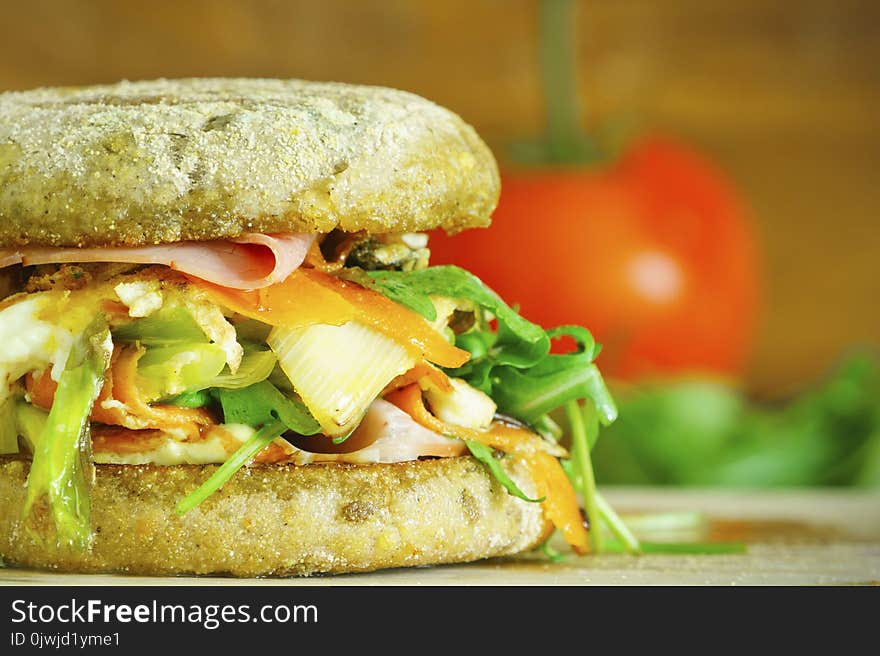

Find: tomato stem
<box><xmin>538</xmin><ymin>0</ymin><xmax>599</xmax><ymax>164</ymax></box>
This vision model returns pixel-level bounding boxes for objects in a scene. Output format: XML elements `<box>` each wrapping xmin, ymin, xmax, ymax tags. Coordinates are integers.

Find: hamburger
<box><xmin>0</xmin><ymin>78</ymin><xmax>616</xmax><ymax>576</ymax></box>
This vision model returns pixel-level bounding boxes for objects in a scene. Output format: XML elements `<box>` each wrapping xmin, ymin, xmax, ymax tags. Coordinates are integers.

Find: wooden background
<box><xmin>0</xmin><ymin>0</ymin><xmax>877</xmax><ymax>398</ymax></box>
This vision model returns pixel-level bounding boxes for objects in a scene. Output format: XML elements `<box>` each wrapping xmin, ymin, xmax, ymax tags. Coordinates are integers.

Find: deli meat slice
<box><xmin>92</xmin><ymin>400</ymin><xmax>468</xmax><ymax>466</ymax></box>
<box><xmin>288</xmin><ymin>399</ymin><xmax>467</xmax><ymax>465</ymax></box>
<box><xmin>0</xmin><ymin>233</ymin><xmax>315</xmax><ymax>290</ymax></box>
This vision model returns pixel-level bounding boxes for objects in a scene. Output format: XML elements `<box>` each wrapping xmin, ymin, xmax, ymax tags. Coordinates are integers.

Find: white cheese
<box><xmin>114</xmin><ymin>280</ymin><xmax>164</xmax><ymax>317</ymax></box>
<box><xmin>94</xmin><ymin>424</ymin><xmax>253</xmax><ymax>466</ymax></box>
<box><xmin>400</xmin><ymin>232</ymin><xmax>429</xmax><ymax>249</ymax></box>
<box><xmin>0</xmin><ymin>296</ymin><xmax>76</xmax><ymax>401</ymax></box>
<box><xmin>423</xmin><ymin>377</ymin><xmax>497</xmax><ymax>430</ymax></box>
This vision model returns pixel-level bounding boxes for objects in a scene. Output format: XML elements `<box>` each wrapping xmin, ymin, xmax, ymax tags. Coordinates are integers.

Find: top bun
<box><xmin>0</xmin><ymin>78</ymin><xmax>499</xmax><ymax>247</ymax></box>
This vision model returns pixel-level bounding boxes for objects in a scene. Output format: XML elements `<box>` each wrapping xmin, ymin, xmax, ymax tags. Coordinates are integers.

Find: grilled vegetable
<box><xmin>268</xmin><ymin>322</ymin><xmax>413</xmax><ymax>437</ymax></box>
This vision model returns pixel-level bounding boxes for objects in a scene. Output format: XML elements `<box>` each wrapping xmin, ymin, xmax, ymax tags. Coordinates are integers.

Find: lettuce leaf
<box><xmin>165</xmin><ymin>389</ymin><xmax>213</xmax><ymax>408</ymax></box>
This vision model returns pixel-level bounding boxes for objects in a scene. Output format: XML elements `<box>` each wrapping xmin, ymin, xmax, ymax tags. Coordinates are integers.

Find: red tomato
<box><xmin>428</xmin><ymin>135</ymin><xmax>760</xmax><ymax>381</ymax></box>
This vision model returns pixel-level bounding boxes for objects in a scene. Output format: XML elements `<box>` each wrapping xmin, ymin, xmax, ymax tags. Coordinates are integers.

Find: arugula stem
<box><xmin>596</xmin><ymin>491</ymin><xmax>641</xmax><ymax>554</ymax></box>
<box><xmin>538</xmin><ymin>534</ymin><xmax>566</xmax><ymax>563</ymax></box>
<box><xmin>619</xmin><ymin>511</ymin><xmax>706</xmax><ymax>535</ymax></box>
<box><xmin>602</xmin><ymin>540</ymin><xmax>747</xmax><ymax>555</ymax></box>
<box><xmin>467</xmin><ymin>440</ymin><xmax>545</xmax><ymax>503</ymax></box>
<box><xmin>176</xmin><ymin>419</ymin><xmax>286</xmax><ymax>515</ymax></box>
<box><xmin>566</xmin><ymin>400</ymin><xmax>604</xmax><ymax>553</ymax></box>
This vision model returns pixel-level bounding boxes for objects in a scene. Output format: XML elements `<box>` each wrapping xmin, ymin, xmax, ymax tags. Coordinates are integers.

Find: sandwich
<box><xmin>0</xmin><ymin>78</ymin><xmax>616</xmax><ymax>576</ymax></box>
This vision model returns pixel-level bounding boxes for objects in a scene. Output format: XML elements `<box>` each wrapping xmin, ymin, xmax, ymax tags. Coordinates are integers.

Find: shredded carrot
<box><xmin>385</xmin><ymin>362</ymin><xmax>454</xmax><ymax>394</ymax></box>
<box><xmin>26</xmin><ymin>345</ymin><xmax>215</xmax><ymax>440</ymax></box>
<box><xmin>91</xmin><ymin>426</ymin><xmax>166</xmax><ymax>455</ymax></box>
<box><xmin>385</xmin><ymin>384</ymin><xmax>589</xmax><ymax>554</ymax></box>
<box><xmin>24</xmin><ymin>370</ymin><xmax>58</xmax><ymax>411</ymax></box>
<box><xmin>189</xmin><ymin>268</ymin><xmax>469</xmax><ymax>369</ymax></box>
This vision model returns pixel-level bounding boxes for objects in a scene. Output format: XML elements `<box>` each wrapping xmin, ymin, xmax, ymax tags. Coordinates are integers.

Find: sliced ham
<box><xmin>288</xmin><ymin>399</ymin><xmax>467</xmax><ymax>464</ymax></box>
<box><xmin>90</xmin><ymin>399</ymin><xmax>467</xmax><ymax>466</ymax></box>
<box><xmin>0</xmin><ymin>252</ymin><xmax>21</xmax><ymax>269</ymax></box>
<box><xmin>0</xmin><ymin>233</ymin><xmax>315</xmax><ymax>290</ymax></box>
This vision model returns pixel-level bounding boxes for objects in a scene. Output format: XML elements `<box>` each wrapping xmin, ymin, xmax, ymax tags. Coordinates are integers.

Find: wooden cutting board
<box><xmin>2</xmin><ymin>487</ymin><xmax>878</xmax><ymax>586</ymax></box>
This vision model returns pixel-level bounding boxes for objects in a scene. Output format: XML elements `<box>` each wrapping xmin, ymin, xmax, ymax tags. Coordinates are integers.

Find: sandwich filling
<box><xmin>0</xmin><ymin>231</ymin><xmax>616</xmax><ymax>555</ymax></box>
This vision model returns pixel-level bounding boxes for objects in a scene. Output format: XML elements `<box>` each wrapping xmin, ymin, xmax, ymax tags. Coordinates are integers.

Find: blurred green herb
<box><xmin>592</xmin><ymin>352</ymin><xmax>880</xmax><ymax>487</ymax></box>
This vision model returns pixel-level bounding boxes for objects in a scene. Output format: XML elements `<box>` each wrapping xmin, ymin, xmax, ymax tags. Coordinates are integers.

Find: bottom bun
<box><xmin>0</xmin><ymin>456</ymin><xmax>551</xmax><ymax>577</ymax></box>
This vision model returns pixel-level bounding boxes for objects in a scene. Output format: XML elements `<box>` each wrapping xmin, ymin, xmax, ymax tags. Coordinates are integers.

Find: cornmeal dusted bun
<box><xmin>0</xmin><ymin>456</ymin><xmax>551</xmax><ymax>577</ymax></box>
<box><xmin>0</xmin><ymin>78</ymin><xmax>499</xmax><ymax>248</ymax></box>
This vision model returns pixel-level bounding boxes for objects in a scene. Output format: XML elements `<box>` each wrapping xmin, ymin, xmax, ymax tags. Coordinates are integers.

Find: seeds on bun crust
<box><xmin>0</xmin><ymin>78</ymin><xmax>499</xmax><ymax>248</ymax></box>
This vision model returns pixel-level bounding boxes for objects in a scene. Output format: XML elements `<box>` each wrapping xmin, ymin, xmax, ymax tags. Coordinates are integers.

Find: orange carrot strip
<box><xmin>190</xmin><ymin>268</ymin><xmax>469</xmax><ymax>369</ymax></box>
<box><xmin>385</xmin><ymin>384</ymin><xmax>589</xmax><ymax>554</ymax></box>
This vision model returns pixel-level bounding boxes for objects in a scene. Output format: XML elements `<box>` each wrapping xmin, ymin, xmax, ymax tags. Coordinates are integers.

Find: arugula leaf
<box><xmin>176</xmin><ymin>381</ymin><xmax>322</xmax><ymax>514</ymax></box>
<box><xmin>361</xmin><ymin>265</ymin><xmax>548</xmax><ymax>355</ymax></box>
<box><xmin>214</xmin><ymin>380</ymin><xmax>321</xmax><ymax>435</ymax></box>
<box><xmin>494</xmin><ymin>361</ymin><xmax>616</xmax><ymax>426</ymax></box>
<box><xmin>465</xmin><ymin>440</ymin><xmax>544</xmax><ymax>503</ymax></box>
<box><xmin>165</xmin><ymin>389</ymin><xmax>213</xmax><ymax>408</ymax></box>
<box><xmin>345</xmin><ymin>265</ymin><xmax>618</xmax><ymax>432</ymax></box>
<box><xmin>564</xmin><ymin>399</ymin><xmax>604</xmax><ymax>552</ymax></box>
<box><xmin>342</xmin><ymin>268</ymin><xmax>439</xmax><ymax>321</ymax></box>
<box><xmin>463</xmin><ymin>326</ymin><xmax>616</xmax><ymax>425</ymax></box>
<box><xmin>595</xmin><ymin>491</ymin><xmax>641</xmax><ymax>554</ymax></box>
<box><xmin>536</xmin><ymin>534</ymin><xmax>566</xmax><ymax>562</ymax></box>
<box><xmin>339</xmin><ymin>263</ymin><xmax>626</xmax><ymax>542</ymax></box>
<box><xmin>601</xmin><ymin>540</ymin><xmax>746</xmax><ymax>555</ymax></box>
